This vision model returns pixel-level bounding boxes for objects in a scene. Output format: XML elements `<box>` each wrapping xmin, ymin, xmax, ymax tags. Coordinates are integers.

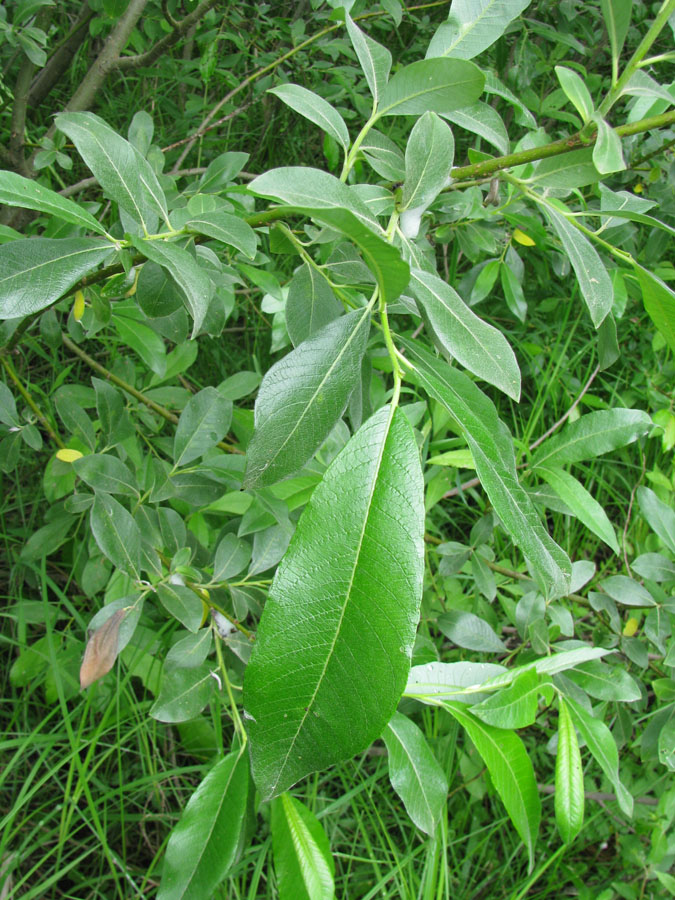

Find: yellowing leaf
<box><xmin>56</xmin><ymin>448</ymin><xmax>84</xmax><ymax>463</ymax></box>
<box><xmin>73</xmin><ymin>290</ymin><xmax>85</xmax><ymax>322</ymax></box>
<box><xmin>623</xmin><ymin>617</ymin><xmax>639</xmax><ymax>637</ymax></box>
<box><xmin>513</xmin><ymin>228</ymin><xmax>535</xmax><ymax>246</ymax></box>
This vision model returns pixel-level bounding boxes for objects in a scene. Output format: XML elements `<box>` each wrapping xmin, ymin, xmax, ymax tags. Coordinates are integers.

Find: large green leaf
<box><xmin>73</xmin><ymin>454</ymin><xmax>138</xmax><ymax>496</ymax></box>
<box><xmin>157</xmin><ymin>748</ymin><xmax>250</xmax><ymax>900</ymax></box>
<box><xmin>401</xmin><ymin>112</ymin><xmax>454</xmax><ymax>212</ymax></box>
<box><xmin>564</xmin><ymin>696</ymin><xmax>633</xmax><ymax>816</ymax></box>
<box><xmin>555</xmin><ymin>697</ymin><xmax>584</xmax><ymax>843</ymax></box>
<box><xmin>444</xmin><ymin>702</ymin><xmax>541</xmax><ymax>868</ymax></box>
<box><xmin>543</xmin><ymin>204</ymin><xmax>613</xmax><ymax>326</ymax></box>
<box><xmin>285</xmin><ymin>263</ymin><xmax>342</xmax><ymax>347</ymax></box>
<box><xmin>345</xmin><ymin>13</ymin><xmax>392</xmax><ymax>105</ymax></box>
<box><xmin>536</xmin><ymin>465</ymin><xmax>619</xmax><ymax>553</ymax></box>
<box><xmin>271</xmin><ymin>794</ymin><xmax>335</xmax><ymax>900</ymax></box>
<box><xmin>173</xmin><ymin>387</ymin><xmax>232</xmax><ymax>467</ymax></box>
<box><xmin>0</xmin><ymin>238</ymin><xmax>111</xmax><ymax>319</ymax></box>
<box><xmin>383</xmin><ymin>712</ymin><xmax>448</xmax><ymax>835</ymax></box>
<box><xmin>531</xmin><ymin>409</ymin><xmax>652</xmax><ymax>468</ymax></box>
<box><xmin>426</xmin><ymin>0</ymin><xmax>532</xmax><ymax>60</ymax></box>
<box><xmin>90</xmin><ymin>493</ymin><xmax>141</xmax><ymax>580</ymax></box>
<box><xmin>244</xmin><ymin>309</ymin><xmax>370</xmax><ymax>489</ymax></box>
<box><xmin>0</xmin><ymin>171</ymin><xmax>107</xmax><ymax>235</ymax></box>
<box><xmin>400</xmin><ymin>339</ymin><xmax>570</xmax><ymax>599</ymax></box>
<box><xmin>377</xmin><ymin>58</ymin><xmax>484</xmax><ymax>116</ymax></box>
<box><xmin>409</xmin><ymin>268</ymin><xmax>521</xmax><ymax>400</ymax></box>
<box><xmin>56</xmin><ymin>111</ymin><xmax>168</xmax><ymax>232</ymax></box>
<box><xmin>269</xmin><ymin>84</ymin><xmax>349</xmax><ymax>152</ymax></box>
<box><xmin>243</xmin><ymin>406</ymin><xmax>425</xmax><ymax>798</ymax></box>
<box><xmin>131</xmin><ymin>238</ymin><xmax>214</xmax><ymax>337</ymax></box>
<box><xmin>634</xmin><ymin>265</ymin><xmax>675</xmax><ymax>355</ymax></box>
<box><xmin>566</xmin><ymin>659</ymin><xmax>641</xmax><ymax>702</ymax></box>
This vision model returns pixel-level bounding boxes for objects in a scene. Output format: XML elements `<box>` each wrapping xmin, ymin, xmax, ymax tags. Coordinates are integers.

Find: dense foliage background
<box><xmin>1</xmin><ymin>1</ymin><xmax>675</xmax><ymax>898</ymax></box>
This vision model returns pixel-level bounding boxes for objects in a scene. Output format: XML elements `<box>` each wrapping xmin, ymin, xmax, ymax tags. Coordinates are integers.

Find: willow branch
<box><xmin>116</xmin><ymin>0</ymin><xmax>219</xmax><ymax>71</ymax></box>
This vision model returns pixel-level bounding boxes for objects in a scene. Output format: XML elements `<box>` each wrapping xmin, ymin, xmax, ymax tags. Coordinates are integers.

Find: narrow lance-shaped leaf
<box><xmin>0</xmin><ymin>238</ymin><xmax>111</xmax><ymax>319</ymax></box>
<box><xmin>271</xmin><ymin>794</ymin><xmax>335</xmax><ymax>900</ymax></box>
<box><xmin>637</xmin><ymin>486</ymin><xmax>675</xmax><ymax>555</ymax></box>
<box><xmin>536</xmin><ymin>465</ymin><xmax>619</xmax><ymax>554</ymax></box>
<box><xmin>444</xmin><ymin>701</ymin><xmax>541</xmax><ymax>870</ymax></box>
<box><xmin>555</xmin><ymin>66</ymin><xmax>594</xmax><ymax>123</ymax></box>
<box><xmin>268</xmin><ymin>84</ymin><xmax>350</xmax><ymax>152</ymax></box>
<box><xmin>286</xmin><ymin>263</ymin><xmax>342</xmax><ymax>347</ymax></box>
<box><xmin>555</xmin><ymin>697</ymin><xmax>584</xmax><ymax>843</ymax></box>
<box><xmin>90</xmin><ymin>492</ymin><xmax>141</xmax><ymax>580</ymax></box>
<box><xmin>601</xmin><ymin>0</ymin><xmax>633</xmax><ymax>77</ymax></box>
<box><xmin>0</xmin><ymin>171</ymin><xmax>107</xmax><ymax>234</ymax></box>
<box><xmin>426</xmin><ymin>0</ymin><xmax>533</xmax><ymax>60</ymax></box>
<box><xmin>157</xmin><ymin>747</ymin><xmax>250</xmax><ymax>900</ymax></box>
<box><xmin>56</xmin><ymin>111</ymin><xmax>168</xmax><ymax>232</ymax></box>
<box><xmin>243</xmin><ymin>406</ymin><xmax>425</xmax><ymax>799</ymax></box>
<box><xmin>531</xmin><ymin>409</ymin><xmax>652</xmax><ymax>469</ymax></box>
<box><xmin>592</xmin><ymin>115</ymin><xmax>626</xmax><ymax>174</ymax></box>
<box><xmin>345</xmin><ymin>13</ymin><xmax>392</xmax><ymax>105</ymax></box>
<box><xmin>542</xmin><ymin>204</ymin><xmax>613</xmax><ymax>327</ymax></box>
<box><xmin>634</xmin><ymin>264</ymin><xmax>675</xmax><ymax>356</ymax></box>
<box><xmin>376</xmin><ymin>58</ymin><xmax>485</xmax><ymax>117</ymax></box>
<box><xmin>244</xmin><ymin>308</ymin><xmax>370</xmax><ymax>489</ymax></box>
<box><xmin>401</xmin><ymin>112</ymin><xmax>454</xmax><ymax>212</ymax></box>
<box><xmin>410</xmin><ymin>268</ymin><xmax>521</xmax><ymax>400</ymax></box>
<box><xmin>471</xmin><ymin>669</ymin><xmax>541</xmax><ymax>729</ymax></box>
<box><xmin>186</xmin><ymin>210</ymin><xmax>257</xmax><ymax>259</ymax></box>
<box><xmin>400</xmin><ymin>339</ymin><xmax>570</xmax><ymax>599</ymax></box>
<box><xmin>441</xmin><ymin>101</ymin><xmax>509</xmax><ymax>155</ymax></box>
<box><xmin>383</xmin><ymin>712</ymin><xmax>448</xmax><ymax>835</ymax></box>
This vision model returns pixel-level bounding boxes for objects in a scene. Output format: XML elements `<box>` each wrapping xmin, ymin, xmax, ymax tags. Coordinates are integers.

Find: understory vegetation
<box><xmin>1</xmin><ymin>1</ymin><xmax>675</xmax><ymax>898</ymax></box>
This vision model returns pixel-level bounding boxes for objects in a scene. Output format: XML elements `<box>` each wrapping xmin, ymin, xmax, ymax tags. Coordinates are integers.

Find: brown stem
<box><xmin>27</xmin><ymin>3</ymin><xmax>94</xmax><ymax>109</ymax></box>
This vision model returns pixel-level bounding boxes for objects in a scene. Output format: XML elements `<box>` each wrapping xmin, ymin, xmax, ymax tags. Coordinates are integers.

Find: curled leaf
<box><xmin>80</xmin><ymin>608</ymin><xmax>126</xmax><ymax>689</ymax></box>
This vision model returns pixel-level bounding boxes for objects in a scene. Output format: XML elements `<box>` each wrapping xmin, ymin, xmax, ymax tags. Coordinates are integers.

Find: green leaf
<box><xmin>555</xmin><ymin>697</ymin><xmax>584</xmax><ymax>843</ymax></box>
<box><xmin>500</xmin><ymin>261</ymin><xmax>527</xmax><ymax>321</ymax></box>
<box><xmin>56</xmin><ymin>112</ymin><xmax>168</xmax><ymax>231</ymax></box>
<box><xmin>157</xmin><ymin>583</ymin><xmax>204</xmax><ymax>632</ymax></box>
<box><xmin>383</xmin><ymin>712</ymin><xmax>448</xmax><ymax>835</ymax></box>
<box><xmin>401</xmin><ymin>112</ymin><xmax>454</xmax><ymax>212</ymax></box>
<box><xmin>90</xmin><ymin>492</ymin><xmax>141</xmax><ymax>579</ymax></box>
<box><xmin>564</xmin><ymin>696</ymin><xmax>633</xmax><ymax>816</ymax></box>
<box><xmin>113</xmin><ymin>314</ymin><xmax>166</xmax><ymax>377</ymax></box>
<box><xmin>566</xmin><ymin>659</ymin><xmax>641</xmax><ymax>702</ymax></box>
<box><xmin>444</xmin><ymin>702</ymin><xmax>540</xmax><ymax>868</ymax></box>
<box><xmin>0</xmin><ymin>171</ymin><xmax>107</xmax><ymax>234</ymax></box>
<box><xmin>599</xmin><ymin>574</ymin><xmax>656</xmax><ymax>607</ymax></box>
<box><xmin>555</xmin><ymin>66</ymin><xmax>594</xmax><ymax>123</ymax></box>
<box><xmin>150</xmin><ymin>664</ymin><xmax>214</xmax><ymax>723</ymax></box>
<box><xmin>531</xmin><ymin>409</ymin><xmax>652</xmax><ymax>468</ymax></box>
<box><xmin>536</xmin><ymin>466</ymin><xmax>619</xmax><ymax>553</ymax></box>
<box><xmin>437</xmin><ymin>610</ymin><xmax>505</xmax><ymax>653</ymax></box>
<box><xmin>73</xmin><ymin>454</ymin><xmax>138</xmax><ymax>496</ymax></box>
<box><xmin>158</xmin><ymin>748</ymin><xmax>250</xmax><ymax>900</ymax></box>
<box><xmin>441</xmin><ymin>101</ymin><xmax>509</xmax><ymax>155</ymax></box>
<box><xmin>131</xmin><ymin>238</ymin><xmax>214</xmax><ymax>338</ymax></box>
<box><xmin>601</xmin><ymin>0</ymin><xmax>632</xmax><ymax>74</ymax></box>
<box><xmin>0</xmin><ymin>238</ymin><xmax>111</xmax><ymax>319</ymax></box>
<box><xmin>212</xmin><ymin>533</ymin><xmax>251</xmax><ymax>582</ymax></box>
<box><xmin>186</xmin><ymin>211</ymin><xmax>257</xmax><ymax>259</ymax></box>
<box><xmin>136</xmin><ymin>260</ymin><xmax>184</xmax><ymax>318</ymax></box>
<box><xmin>243</xmin><ymin>406</ymin><xmax>425</xmax><ymax>798</ymax></box>
<box><xmin>592</xmin><ymin>116</ymin><xmax>626</xmax><ymax>174</ymax></box>
<box><xmin>360</xmin><ymin>130</ymin><xmax>405</xmax><ymax>181</ymax></box>
<box><xmin>20</xmin><ymin>513</ymin><xmax>75</xmax><ymax>561</ymax></box>
<box><xmin>286</xmin><ymin>263</ymin><xmax>342</xmax><ymax>347</ymax></box>
<box><xmin>345</xmin><ymin>13</ymin><xmax>392</xmax><ymax>105</ymax></box>
<box><xmin>634</xmin><ymin>265</ymin><xmax>675</xmax><ymax>356</ymax></box>
<box><xmin>542</xmin><ymin>204</ymin><xmax>613</xmax><ymax>327</ymax></box>
<box><xmin>269</xmin><ymin>84</ymin><xmax>349</xmax><ymax>152</ymax></box>
<box><xmin>631</xmin><ymin>553</ymin><xmax>675</xmax><ymax>582</ymax></box>
<box><xmin>0</xmin><ymin>382</ymin><xmax>19</xmax><ymax>427</ymax></box>
<box><xmin>426</xmin><ymin>0</ymin><xmax>532</xmax><ymax>60</ymax></box>
<box><xmin>244</xmin><ymin>309</ymin><xmax>370</xmax><ymax>489</ymax></box>
<box><xmin>637</xmin><ymin>487</ymin><xmax>675</xmax><ymax>555</ymax></box>
<box><xmin>93</xmin><ymin>378</ymin><xmax>134</xmax><ymax>448</ymax></box>
<box><xmin>472</xmin><ymin>670</ymin><xmax>541</xmax><ymax>729</ymax></box>
<box><xmin>410</xmin><ymin>268</ymin><xmax>521</xmax><ymax>400</ymax></box>
<box><xmin>173</xmin><ymin>386</ymin><xmax>232</xmax><ymax>467</ymax></box>
<box><xmin>377</xmin><ymin>58</ymin><xmax>485</xmax><ymax>117</ymax></box>
<box><xmin>249</xmin><ymin>166</ymin><xmax>379</xmax><ymax>231</ymax></box>
<box><xmin>271</xmin><ymin>794</ymin><xmax>335</xmax><ymax>900</ymax></box>
<box><xmin>166</xmin><ymin>629</ymin><xmax>212</xmax><ymax>669</ymax></box>
<box><xmin>529</xmin><ymin>148</ymin><xmax>602</xmax><ymax>191</ymax></box>
<box><xmin>400</xmin><ymin>339</ymin><xmax>570</xmax><ymax>599</ymax></box>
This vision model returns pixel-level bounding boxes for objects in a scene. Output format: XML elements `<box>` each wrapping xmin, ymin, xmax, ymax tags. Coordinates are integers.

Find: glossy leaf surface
<box><xmin>173</xmin><ymin>387</ymin><xmax>232</xmax><ymax>467</ymax></box>
<box><xmin>90</xmin><ymin>493</ymin><xmax>141</xmax><ymax>579</ymax></box>
<box><xmin>555</xmin><ymin>697</ymin><xmax>584</xmax><ymax>843</ymax></box>
<box><xmin>244</xmin><ymin>406</ymin><xmax>425</xmax><ymax>798</ymax></box>
<box><xmin>244</xmin><ymin>309</ymin><xmax>370</xmax><ymax>489</ymax></box>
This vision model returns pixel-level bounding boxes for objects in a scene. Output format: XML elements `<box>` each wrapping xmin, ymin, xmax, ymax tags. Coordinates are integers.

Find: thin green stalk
<box><xmin>0</xmin><ymin>353</ymin><xmax>65</xmax><ymax>448</ymax></box>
